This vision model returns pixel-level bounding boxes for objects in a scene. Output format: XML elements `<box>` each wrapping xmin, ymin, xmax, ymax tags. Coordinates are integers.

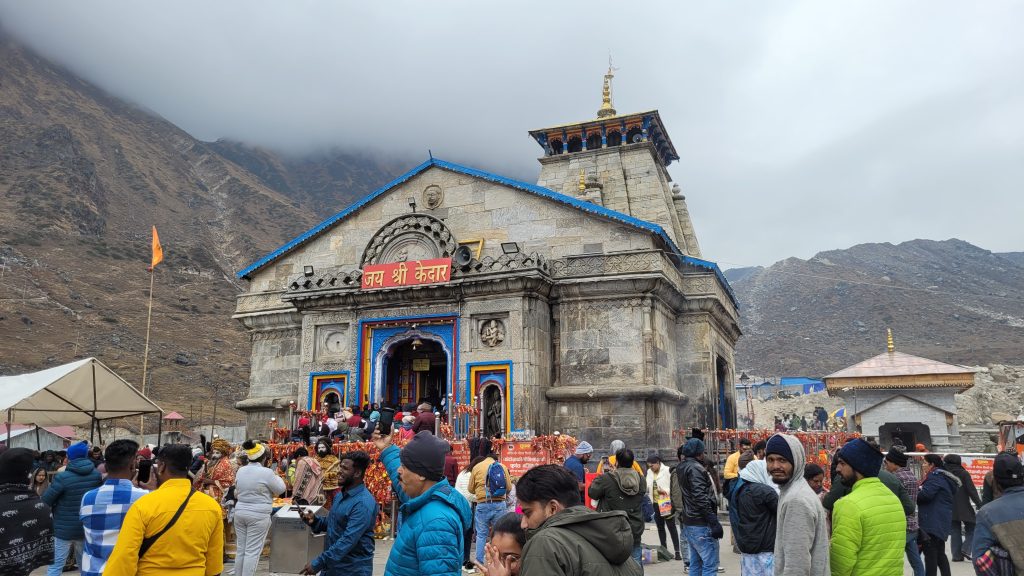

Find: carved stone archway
<box><xmin>361</xmin><ymin>214</ymin><xmax>459</xmax><ymax>267</ymax></box>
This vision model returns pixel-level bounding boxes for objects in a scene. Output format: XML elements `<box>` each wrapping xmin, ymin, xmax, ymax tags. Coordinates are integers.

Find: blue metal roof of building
<box><xmin>235</xmin><ymin>157</ymin><xmax>737</xmax><ymax>307</ymax></box>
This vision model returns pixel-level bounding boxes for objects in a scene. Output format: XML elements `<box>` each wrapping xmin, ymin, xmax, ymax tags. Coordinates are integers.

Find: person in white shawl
<box><xmin>646</xmin><ymin>455</ymin><xmax>681</xmax><ymax>559</ymax></box>
<box><xmin>729</xmin><ymin>460</ymin><xmax>780</xmax><ymax>576</ymax></box>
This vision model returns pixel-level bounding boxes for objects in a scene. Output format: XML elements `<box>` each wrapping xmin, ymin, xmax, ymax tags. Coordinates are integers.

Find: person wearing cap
<box><xmin>0</xmin><ymin>447</ymin><xmax>55</xmax><ymax>576</ymax></box>
<box><xmin>917</xmin><ymin>453</ymin><xmax>960</xmax><ymax>576</ymax></box>
<box><xmin>829</xmin><ymin>438</ymin><xmax>905</xmax><ymax>576</ymax></box>
<box><xmin>412</xmin><ymin>402</ymin><xmax>437</xmax><ymax>435</ymax></box>
<box><xmin>233</xmin><ymin>440</ymin><xmax>286</xmax><ymax>576</ymax></box>
<box><xmin>822</xmin><ymin>439</ymin><xmax>915</xmax><ymax>516</ymax></box>
<box><xmin>373</xmin><ymin>429</ymin><xmax>472</xmax><ymax>576</ymax></box>
<box><xmin>42</xmin><ymin>440</ymin><xmax>102</xmax><ymax>576</ymax></box>
<box><xmin>564</xmin><ymin>441</ymin><xmax>593</xmax><ymax>499</ymax></box>
<box><xmin>764</xmin><ymin>433</ymin><xmax>829</xmax><ymax>576</ymax></box>
<box><xmin>670</xmin><ymin>437</ymin><xmax>722</xmax><ymax>575</ymax></box>
<box><xmin>972</xmin><ymin>452</ymin><xmax>1024</xmax><ymax>573</ymax></box>
<box><xmin>882</xmin><ymin>447</ymin><xmax>925</xmax><ymax>576</ymax></box>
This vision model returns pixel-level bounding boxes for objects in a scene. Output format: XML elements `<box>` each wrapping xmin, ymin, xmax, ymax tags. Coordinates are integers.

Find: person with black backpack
<box><xmin>469</xmin><ymin>446</ymin><xmax>511</xmax><ymax>566</ymax></box>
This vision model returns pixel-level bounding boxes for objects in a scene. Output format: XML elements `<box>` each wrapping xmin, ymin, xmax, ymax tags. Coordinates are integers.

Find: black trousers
<box><xmin>922</xmin><ymin>536</ymin><xmax>951</xmax><ymax>576</ymax></box>
<box><xmin>464</xmin><ymin>502</ymin><xmax>476</xmax><ymax>566</ymax></box>
<box><xmin>654</xmin><ymin>513</ymin><xmax>680</xmax><ymax>553</ymax></box>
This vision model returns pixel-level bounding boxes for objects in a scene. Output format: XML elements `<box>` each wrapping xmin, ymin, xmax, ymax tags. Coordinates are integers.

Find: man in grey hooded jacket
<box><xmin>589</xmin><ymin>448</ymin><xmax>645</xmax><ymax>572</ymax></box>
<box><xmin>765</xmin><ymin>434</ymin><xmax>829</xmax><ymax>576</ymax></box>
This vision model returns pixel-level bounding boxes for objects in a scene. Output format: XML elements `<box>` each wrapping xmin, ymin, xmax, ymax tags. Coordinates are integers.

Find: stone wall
<box><xmin>838</xmin><ymin>388</ymin><xmax>964</xmax><ymax>451</ymax></box>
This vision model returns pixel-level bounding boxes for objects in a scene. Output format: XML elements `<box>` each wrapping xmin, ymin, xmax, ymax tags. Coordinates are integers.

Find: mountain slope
<box><xmin>730</xmin><ymin>239</ymin><xmax>1024</xmax><ymax>376</ymax></box>
<box><xmin>0</xmin><ymin>31</ymin><xmax>396</xmax><ymax>428</ymax></box>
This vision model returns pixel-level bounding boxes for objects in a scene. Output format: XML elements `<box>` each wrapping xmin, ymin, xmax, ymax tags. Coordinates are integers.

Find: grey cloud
<box><xmin>0</xmin><ymin>0</ymin><xmax>1021</xmax><ymax>266</ymax></box>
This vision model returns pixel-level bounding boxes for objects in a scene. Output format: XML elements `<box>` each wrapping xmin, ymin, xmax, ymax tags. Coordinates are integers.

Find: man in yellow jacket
<box><xmin>830</xmin><ymin>438</ymin><xmax>905</xmax><ymax>576</ymax></box>
<box><xmin>104</xmin><ymin>444</ymin><xmax>224</xmax><ymax>576</ymax></box>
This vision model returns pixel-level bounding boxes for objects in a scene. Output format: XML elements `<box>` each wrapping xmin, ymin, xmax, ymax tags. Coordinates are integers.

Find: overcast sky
<box><xmin>1</xmin><ymin>1</ymin><xmax>1022</xmax><ymax>267</ymax></box>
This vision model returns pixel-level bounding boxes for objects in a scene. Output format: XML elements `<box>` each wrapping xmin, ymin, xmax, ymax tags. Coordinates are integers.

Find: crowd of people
<box><xmin>1</xmin><ymin>426</ymin><xmax>1022</xmax><ymax>576</ymax></box>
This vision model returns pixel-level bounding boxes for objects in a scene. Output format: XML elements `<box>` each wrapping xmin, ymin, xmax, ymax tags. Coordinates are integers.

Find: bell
<box><xmin>411</xmin><ymin>338</ymin><xmax>423</xmax><ymax>350</ymax></box>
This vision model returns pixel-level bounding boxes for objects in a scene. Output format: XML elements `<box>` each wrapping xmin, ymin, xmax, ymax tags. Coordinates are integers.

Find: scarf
<box><xmin>740</xmin><ymin>460</ymin><xmax>780</xmax><ymax>494</ymax></box>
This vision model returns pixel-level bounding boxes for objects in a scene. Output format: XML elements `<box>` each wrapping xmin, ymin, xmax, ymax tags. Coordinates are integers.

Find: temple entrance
<box><xmin>322</xmin><ymin>391</ymin><xmax>342</xmax><ymax>417</ymax></box>
<box><xmin>479</xmin><ymin>382</ymin><xmax>505</xmax><ymax>438</ymax></box>
<box><xmin>383</xmin><ymin>338</ymin><xmax>448</xmax><ymax>410</ymax></box>
<box><xmin>879</xmin><ymin>422</ymin><xmax>932</xmax><ymax>451</ymax></box>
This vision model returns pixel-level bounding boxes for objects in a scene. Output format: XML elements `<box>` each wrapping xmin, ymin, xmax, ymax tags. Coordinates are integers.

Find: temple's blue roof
<box><xmin>236</xmin><ymin>157</ymin><xmax>737</xmax><ymax>307</ymax></box>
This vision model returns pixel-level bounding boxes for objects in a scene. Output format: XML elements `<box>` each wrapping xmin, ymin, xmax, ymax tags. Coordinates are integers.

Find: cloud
<box><xmin>1</xmin><ymin>0</ymin><xmax>1021</xmax><ymax>266</ymax></box>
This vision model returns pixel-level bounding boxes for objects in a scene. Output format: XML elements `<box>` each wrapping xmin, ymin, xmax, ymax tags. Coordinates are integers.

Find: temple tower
<box><xmin>529</xmin><ymin>66</ymin><xmax>702</xmax><ymax>257</ymax></box>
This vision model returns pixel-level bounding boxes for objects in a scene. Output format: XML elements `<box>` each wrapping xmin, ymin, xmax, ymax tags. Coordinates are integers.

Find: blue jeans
<box><xmin>683</xmin><ymin>525</ymin><xmax>719</xmax><ymax>576</ymax></box>
<box><xmin>632</xmin><ymin>545</ymin><xmax>644</xmax><ymax>574</ymax></box>
<box><xmin>906</xmin><ymin>531</ymin><xmax>925</xmax><ymax>576</ymax></box>
<box><xmin>950</xmin><ymin>520</ymin><xmax>974</xmax><ymax>560</ymax></box>
<box><xmin>475</xmin><ymin>501</ymin><xmax>506</xmax><ymax>564</ymax></box>
<box><xmin>48</xmin><ymin>538</ymin><xmax>83</xmax><ymax>576</ymax></box>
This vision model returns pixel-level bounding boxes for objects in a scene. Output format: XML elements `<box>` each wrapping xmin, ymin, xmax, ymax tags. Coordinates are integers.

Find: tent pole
<box><xmin>157</xmin><ymin>416</ymin><xmax>163</xmax><ymax>447</ymax></box>
<box><xmin>35</xmin><ymin>423</ymin><xmax>41</xmax><ymax>451</ymax></box>
<box><xmin>97</xmin><ymin>420</ymin><xmax>104</xmax><ymax>445</ymax></box>
<box><xmin>90</xmin><ymin>419</ymin><xmax>95</xmax><ymax>444</ymax></box>
<box><xmin>5</xmin><ymin>409</ymin><xmax>12</xmax><ymax>448</ymax></box>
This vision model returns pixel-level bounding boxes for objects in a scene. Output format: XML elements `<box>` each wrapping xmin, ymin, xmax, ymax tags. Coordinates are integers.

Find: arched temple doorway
<box><xmin>380</xmin><ymin>336</ymin><xmax>449</xmax><ymax>409</ymax></box>
<box><xmin>321</xmin><ymin>391</ymin><xmax>342</xmax><ymax>417</ymax></box>
<box><xmin>479</xmin><ymin>381</ymin><xmax>505</xmax><ymax>438</ymax></box>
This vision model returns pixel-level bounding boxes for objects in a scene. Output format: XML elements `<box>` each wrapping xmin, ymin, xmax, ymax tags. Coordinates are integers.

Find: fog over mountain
<box><xmin>1</xmin><ymin>1</ymin><xmax>1022</xmax><ymax>266</ymax></box>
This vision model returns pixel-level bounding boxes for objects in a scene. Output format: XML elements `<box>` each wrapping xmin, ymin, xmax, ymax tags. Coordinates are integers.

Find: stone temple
<box><xmin>232</xmin><ymin>70</ymin><xmax>741</xmax><ymax>454</ymax></box>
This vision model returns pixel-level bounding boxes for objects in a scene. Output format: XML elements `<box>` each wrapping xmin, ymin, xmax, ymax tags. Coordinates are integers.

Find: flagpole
<box><xmin>140</xmin><ymin>267</ymin><xmax>156</xmax><ymax>439</ymax></box>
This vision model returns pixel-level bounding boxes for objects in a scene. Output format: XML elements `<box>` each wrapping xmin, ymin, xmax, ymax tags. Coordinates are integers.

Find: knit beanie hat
<box><xmin>765</xmin><ymin>435</ymin><xmax>793</xmax><ymax>465</ymax></box>
<box><xmin>837</xmin><ymin>438</ymin><xmax>883</xmax><ymax>479</ymax></box>
<box><xmin>994</xmin><ymin>452</ymin><xmax>1024</xmax><ymax>487</ymax></box>
<box><xmin>67</xmin><ymin>441</ymin><xmax>89</xmax><ymax>461</ymax></box>
<box><xmin>575</xmin><ymin>441</ymin><xmax>594</xmax><ymax>455</ymax></box>
<box><xmin>884</xmin><ymin>447</ymin><xmax>908</xmax><ymax>468</ymax></box>
<box><xmin>400</xmin><ymin>430</ymin><xmax>447</xmax><ymax>481</ymax></box>
<box><xmin>682</xmin><ymin>438</ymin><xmax>705</xmax><ymax>457</ymax></box>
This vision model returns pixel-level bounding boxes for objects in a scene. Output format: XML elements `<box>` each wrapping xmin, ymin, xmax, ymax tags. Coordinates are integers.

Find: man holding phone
<box><xmin>300</xmin><ymin>451</ymin><xmax>377</xmax><ymax>576</ymax></box>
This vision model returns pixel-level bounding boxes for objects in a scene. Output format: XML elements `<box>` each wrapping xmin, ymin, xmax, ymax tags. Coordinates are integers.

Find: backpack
<box><xmin>485</xmin><ymin>461</ymin><xmax>508</xmax><ymax>498</ymax></box>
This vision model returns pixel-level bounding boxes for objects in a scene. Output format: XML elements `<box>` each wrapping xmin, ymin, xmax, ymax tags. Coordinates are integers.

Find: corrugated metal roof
<box><xmin>824</xmin><ymin>351</ymin><xmax>976</xmax><ymax>379</ymax></box>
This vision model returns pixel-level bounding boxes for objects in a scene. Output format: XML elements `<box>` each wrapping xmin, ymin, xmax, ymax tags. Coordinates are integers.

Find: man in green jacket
<box><xmin>516</xmin><ymin>464</ymin><xmax>641</xmax><ymax>576</ymax></box>
<box><xmin>830</xmin><ymin>438</ymin><xmax>906</xmax><ymax>576</ymax></box>
<box><xmin>589</xmin><ymin>448</ymin><xmax>645</xmax><ymax>571</ymax></box>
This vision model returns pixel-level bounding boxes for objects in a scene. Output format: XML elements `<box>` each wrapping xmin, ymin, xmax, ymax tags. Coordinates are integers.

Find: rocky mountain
<box><xmin>0</xmin><ymin>31</ymin><xmax>401</xmax><ymax>428</ymax></box>
<box><xmin>729</xmin><ymin>239</ymin><xmax>1024</xmax><ymax>377</ymax></box>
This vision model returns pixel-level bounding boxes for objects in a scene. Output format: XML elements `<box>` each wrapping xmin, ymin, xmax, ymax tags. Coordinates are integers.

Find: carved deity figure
<box><xmin>481</xmin><ymin>319</ymin><xmax>504</xmax><ymax>347</ymax></box>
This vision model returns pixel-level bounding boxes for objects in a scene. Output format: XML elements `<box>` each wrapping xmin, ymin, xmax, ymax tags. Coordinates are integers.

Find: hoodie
<box><xmin>519</xmin><ymin>506</ymin><xmax>642</xmax><ymax>576</ymax></box>
<box><xmin>771</xmin><ymin>434</ymin><xmax>830</xmax><ymax>576</ymax></box>
<box><xmin>589</xmin><ymin>468</ymin><xmax>644</xmax><ymax>545</ymax></box>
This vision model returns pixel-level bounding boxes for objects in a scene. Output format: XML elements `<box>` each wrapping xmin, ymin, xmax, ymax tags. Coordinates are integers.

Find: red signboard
<box><xmin>962</xmin><ymin>456</ymin><xmax>994</xmax><ymax>489</ymax></box>
<box><xmin>501</xmin><ymin>441</ymin><xmax>552</xmax><ymax>478</ymax></box>
<box><xmin>361</xmin><ymin>258</ymin><xmax>452</xmax><ymax>290</ymax></box>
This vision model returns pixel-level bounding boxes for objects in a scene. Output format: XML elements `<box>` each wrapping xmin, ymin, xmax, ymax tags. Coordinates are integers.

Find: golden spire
<box><xmin>597</xmin><ymin>57</ymin><xmax>617</xmax><ymax>118</ymax></box>
<box><xmin>886</xmin><ymin>328</ymin><xmax>895</xmax><ymax>353</ymax></box>
<box><xmin>578</xmin><ymin>168</ymin><xmax>587</xmax><ymax>192</ymax></box>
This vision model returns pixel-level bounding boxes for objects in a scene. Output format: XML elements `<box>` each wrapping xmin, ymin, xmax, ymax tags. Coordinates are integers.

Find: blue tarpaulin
<box><xmin>780</xmin><ymin>377</ymin><xmax>826</xmax><ymax>395</ymax></box>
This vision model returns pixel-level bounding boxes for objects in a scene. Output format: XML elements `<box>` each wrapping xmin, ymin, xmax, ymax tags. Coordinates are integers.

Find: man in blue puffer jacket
<box><xmin>42</xmin><ymin>440</ymin><xmax>102</xmax><ymax>576</ymax></box>
<box><xmin>373</xmin><ymin>429</ymin><xmax>472</xmax><ymax>576</ymax></box>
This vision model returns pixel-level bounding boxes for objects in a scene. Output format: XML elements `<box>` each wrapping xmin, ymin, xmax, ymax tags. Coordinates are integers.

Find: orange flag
<box><xmin>149</xmin><ymin>226</ymin><xmax>163</xmax><ymax>270</ymax></box>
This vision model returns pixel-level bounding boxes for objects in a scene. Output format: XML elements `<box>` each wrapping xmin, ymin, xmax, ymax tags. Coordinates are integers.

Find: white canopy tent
<box><xmin>1</xmin><ymin>357</ymin><xmax>164</xmax><ymax>445</ymax></box>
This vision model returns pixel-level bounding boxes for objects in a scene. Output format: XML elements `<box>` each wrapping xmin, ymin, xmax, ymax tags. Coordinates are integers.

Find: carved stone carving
<box><xmin>360</xmin><ymin>214</ymin><xmax>458</xmax><ymax>267</ymax></box>
<box><xmin>480</xmin><ymin>319</ymin><xmax>505</xmax><ymax>347</ymax></box>
<box><xmin>315</xmin><ymin>324</ymin><xmax>351</xmax><ymax>359</ymax></box>
<box><xmin>423</xmin><ymin>185</ymin><xmax>444</xmax><ymax>209</ymax></box>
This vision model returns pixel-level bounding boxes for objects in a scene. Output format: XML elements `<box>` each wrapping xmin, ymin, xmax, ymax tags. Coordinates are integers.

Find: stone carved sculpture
<box><xmin>423</xmin><ymin>185</ymin><xmax>443</xmax><ymax>209</ymax></box>
<box><xmin>480</xmin><ymin>319</ymin><xmax>505</xmax><ymax>347</ymax></box>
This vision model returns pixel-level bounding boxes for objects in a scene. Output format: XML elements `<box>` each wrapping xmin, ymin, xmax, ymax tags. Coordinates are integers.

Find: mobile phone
<box><xmin>137</xmin><ymin>460</ymin><xmax>152</xmax><ymax>484</ymax></box>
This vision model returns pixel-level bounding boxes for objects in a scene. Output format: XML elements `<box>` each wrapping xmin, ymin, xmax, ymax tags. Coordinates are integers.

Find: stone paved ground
<box><xmin>32</xmin><ymin>520</ymin><xmax>974</xmax><ymax>576</ymax></box>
